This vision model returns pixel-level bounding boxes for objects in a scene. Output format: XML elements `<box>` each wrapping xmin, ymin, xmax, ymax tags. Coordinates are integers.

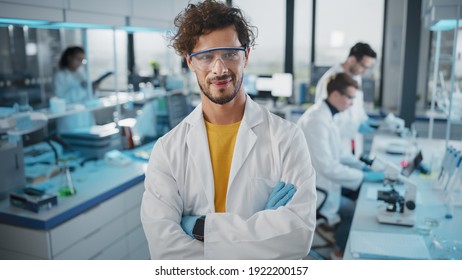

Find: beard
<box><xmin>198</xmin><ymin>73</ymin><xmax>244</xmax><ymax>105</ymax></box>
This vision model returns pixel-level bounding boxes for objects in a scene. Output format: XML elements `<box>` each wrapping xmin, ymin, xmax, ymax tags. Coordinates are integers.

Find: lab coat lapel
<box><xmin>185</xmin><ymin>104</ymin><xmax>215</xmax><ymax>212</ymax></box>
<box><xmin>227</xmin><ymin>97</ymin><xmax>262</xmax><ymax>190</ymax></box>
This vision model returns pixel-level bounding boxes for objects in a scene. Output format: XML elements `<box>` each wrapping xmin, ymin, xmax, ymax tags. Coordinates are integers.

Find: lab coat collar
<box><xmin>227</xmin><ymin>96</ymin><xmax>263</xmax><ymax>190</ymax></box>
<box><xmin>324</xmin><ymin>99</ymin><xmax>339</xmax><ymax>116</ymax></box>
<box><xmin>185</xmin><ymin>103</ymin><xmax>215</xmax><ymax>212</ymax></box>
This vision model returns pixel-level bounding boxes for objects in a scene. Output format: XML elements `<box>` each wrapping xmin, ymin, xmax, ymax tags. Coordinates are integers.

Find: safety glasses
<box><xmin>340</xmin><ymin>91</ymin><xmax>356</xmax><ymax>100</ymax></box>
<box><xmin>189</xmin><ymin>46</ymin><xmax>246</xmax><ymax>71</ymax></box>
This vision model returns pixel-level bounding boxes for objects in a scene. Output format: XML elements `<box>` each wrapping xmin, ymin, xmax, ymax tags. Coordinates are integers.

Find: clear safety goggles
<box><xmin>189</xmin><ymin>46</ymin><xmax>246</xmax><ymax>71</ymax></box>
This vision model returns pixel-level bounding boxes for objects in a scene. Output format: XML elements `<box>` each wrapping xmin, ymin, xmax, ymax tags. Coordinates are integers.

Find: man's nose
<box><xmin>211</xmin><ymin>57</ymin><xmax>228</xmax><ymax>75</ymax></box>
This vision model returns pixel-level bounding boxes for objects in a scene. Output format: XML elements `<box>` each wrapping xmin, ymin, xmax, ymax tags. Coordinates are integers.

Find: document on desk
<box><xmin>349</xmin><ymin>230</ymin><xmax>431</xmax><ymax>259</ymax></box>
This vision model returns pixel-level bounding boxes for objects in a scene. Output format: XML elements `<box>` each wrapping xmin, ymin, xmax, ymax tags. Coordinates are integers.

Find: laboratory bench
<box><xmin>344</xmin><ymin>135</ymin><xmax>462</xmax><ymax>260</ymax></box>
<box><xmin>0</xmin><ymin>142</ymin><xmax>155</xmax><ymax>260</ymax></box>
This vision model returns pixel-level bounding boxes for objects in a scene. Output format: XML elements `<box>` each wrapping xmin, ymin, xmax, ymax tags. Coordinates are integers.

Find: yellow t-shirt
<box><xmin>205</xmin><ymin>120</ymin><xmax>241</xmax><ymax>212</ymax></box>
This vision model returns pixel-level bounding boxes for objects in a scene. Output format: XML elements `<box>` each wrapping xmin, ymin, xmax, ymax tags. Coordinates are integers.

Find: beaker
<box><xmin>18</xmin><ymin>91</ymin><xmax>31</xmax><ymax>112</ymax></box>
<box><xmin>57</xmin><ymin>162</ymin><xmax>77</xmax><ymax>197</ymax></box>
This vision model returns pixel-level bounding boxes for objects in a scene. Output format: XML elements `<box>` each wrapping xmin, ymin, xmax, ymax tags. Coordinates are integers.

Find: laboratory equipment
<box><xmin>376</xmin><ymin>162</ymin><xmax>417</xmax><ymax>226</ymax></box>
<box><xmin>436</xmin><ymin>146</ymin><xmax>459</xmax><ymax>190</ymax></box>
<box><xmin>363</xmin><ymin>150</ymin><xmax>422</xmax><ymax>177</ymax></box>
<box><xmin>49</xmin><ymin>97</ymin><xmax>66</xmax><ymax>115</ymax></box>
<box><xmin>60</xmin><ymin>123</ymin><xmax>121</xmax><ymax>159</ymax></box>
<box><xmin>1</xmin><ymin>111</ymin><xmax>48</xmax><ymax>142</ymax></box>
<box><xmin>440</xmin><ymin>151</ymin><xmax>462</xmax><ymax>218</ymax></box>
<box><xmin>0</xmin><ymin>141</ymin><xmax>25</xmax><ymax>199</ymax></box>
<box><xmin>9</xmin><ymin>188</ymin><xmax>58</xmax><ymax>213</ymax></box>
<box><xmin>104</xmin><ymin>149</ymin><xmax>132</xmax><ymax>166</ymax></box>
<box><xmin>23</xmin><ymin>141</ymin><xmax>63</xmax><ymax>165</ymax></box>
<box><xmin>383</xmin><ymin>113</ymin><xmax>405</xmax><ymax>134</ymax></box>
<box><xmin>0</xmin><ymin>110</ymin><xmax>48</xmax><ymax>198</ymax></box>
<box><xmin>401</xmin><ymin>150</ymin><xmax>423</xmax><ymax>177</ymax></box>
<box><xmin>57</xmin><ymin>163</ymin><xmax>76</xmax><ymax>197</ymax></box>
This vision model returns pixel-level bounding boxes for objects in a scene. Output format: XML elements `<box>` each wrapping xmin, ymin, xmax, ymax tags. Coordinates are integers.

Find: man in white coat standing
<box><xmin>298</xmin><ymin>73</ymin><xmax>384</xmax><ymax>259</ymax></box>
<box><xmin>141</xmin><ymin>0</ymin><xmax>317</xmax><ymax>259</ymax></box>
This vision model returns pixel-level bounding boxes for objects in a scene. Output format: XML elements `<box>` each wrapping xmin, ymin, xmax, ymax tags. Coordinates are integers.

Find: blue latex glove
<box><xmin>358</xmin><ymin>121</ymin><xmax>375</xmax><ymax>134</ymax></box>
<box><xmin>363</xmin><ymin>171</ymin><xmax>385</xmax><ymax>182</ymax></box>
<box><xmin>265</xmin><ymin>182</ymin><xmax>297</xmax><ymax>210</ymax></box>
<box><xmin>367</xmin><ymin>118</ymin><xmax>381</xmax><ymax>128</ymax></box>
<box><xmin>362</xmin><ymin>165</ymin><xmax>373</xmax><ymax>172</ymax></box>
<box><xmin>180</xmin><ymin>215</ymin><xmax>201</xmax><ymax>238</ymax></box>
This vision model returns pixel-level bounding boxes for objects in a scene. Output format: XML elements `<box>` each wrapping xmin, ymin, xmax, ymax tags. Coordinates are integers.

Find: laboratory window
<box><xmin>314</xmin><ymin>0</ymin><xmax>385</xmax><ymax>107</ymax></box>
<box><xmin>233</xmin><ymin>0</ymin><xmax>285</xmax><ymax>75</ymax></box>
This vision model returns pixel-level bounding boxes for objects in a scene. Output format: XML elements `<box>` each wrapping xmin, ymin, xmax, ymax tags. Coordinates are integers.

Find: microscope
<box><xmin>367</xmin><ymin>157</ymin><xmax>417</xmax><ymax>227</ymax></box>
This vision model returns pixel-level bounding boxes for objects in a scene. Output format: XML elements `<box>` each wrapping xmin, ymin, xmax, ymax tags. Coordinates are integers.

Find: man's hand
<box><xmin>358</xmin><ymin>121</ymin><xmax>375</xmax><ymax>134</ymax></box>
<box><xmin>180</xmin><ymin>215</ymin><xmax>202</xmax><ymax>238</ymax></box>
<box><xmin>265</xmin><ymin>182</ymin><xmax>297</xmax><ymax>210</ymax></box>
<box><xmin>363</xmin><ymin>171</ymin><xmax>385</xmax><ymax>182</ymax></box>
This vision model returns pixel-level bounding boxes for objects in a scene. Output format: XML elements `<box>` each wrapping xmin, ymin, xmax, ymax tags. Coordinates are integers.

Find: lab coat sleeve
<box><xmin>340</xmin><ymin>154</ymin><xmax>366</xmax><ymax>170</ymax></box>
<box><xmin>141</xmin><ymin>140</ymin><xmax>204</xmax><ymax>259</ymax></box>
<box><xmin>204</xmin><ymin>127</ymin><xmax>317</xmax><ymax>259</ymax></box>
<box><xmin>302</xmin><ymin>118</ymin><xmax>363</xmax><ymax>190</ymax></box>
<box><xmin>53</xmin><ymin>71</ymin><xmax>68</xmax><ymax>99</ymax></box>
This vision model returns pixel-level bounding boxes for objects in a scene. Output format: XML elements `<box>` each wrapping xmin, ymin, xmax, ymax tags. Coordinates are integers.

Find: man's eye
<box><xmin>223</xmin><ymin>51</ymin><xmax>238</xmax><ymax>59</ymax></box>
<box><xmin>196</xmin><ymin>54</ymin><xmax>213</xmax><ymax>61</ymax></box>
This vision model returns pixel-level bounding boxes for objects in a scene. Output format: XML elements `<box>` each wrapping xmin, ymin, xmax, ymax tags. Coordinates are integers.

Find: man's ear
<box><xmin>244</xmin><ymin>47</ymin><xmax>251</xmax><ymax>68</ymax></box>
<box><xmin>185</xmin><ymin>54</ymin><xmax>195</xmax><ymax>72</ymax></box>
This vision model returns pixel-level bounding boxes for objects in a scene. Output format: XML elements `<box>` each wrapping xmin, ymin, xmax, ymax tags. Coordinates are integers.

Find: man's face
<box><xmin>335</xmin><ymin>86</ymin><xmax>357</xmax><ymax>112</ymax></box>
<box><xmin>186</xmin><ymin>25</ymin><xmax>248</xmax><ymax>105</ymax></box>
<box><xmin>349</xmin><ymin>55</ymin><xmax>375</xmax><ymax>76</ymax></box>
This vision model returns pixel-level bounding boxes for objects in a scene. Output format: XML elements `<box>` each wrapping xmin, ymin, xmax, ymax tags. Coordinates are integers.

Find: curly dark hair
<box><xmin>168</xmin><ymin>0</ymin><xmax>257</xmax><ymax>56</ymax></box>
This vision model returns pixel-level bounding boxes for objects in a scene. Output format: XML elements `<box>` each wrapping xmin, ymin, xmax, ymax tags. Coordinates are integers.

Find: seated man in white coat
<box><xmin>297</xmin><ymin>73</ymin><xmax>384</xmax><ymax>259</ymax></box>
<box><xmin>141</xmin><ymin>0</ymin><xmax>317</xmax><ymax>260</ymax></box>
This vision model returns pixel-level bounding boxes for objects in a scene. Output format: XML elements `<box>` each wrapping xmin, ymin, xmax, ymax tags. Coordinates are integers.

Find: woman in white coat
<box><xmin>298</xmin><ymin>73</ymin><xmax>384</xmax><ymax>259</ymax></box>
<box><xmin>53</xmin><ymin>46</ymin><xmax>95</xmax><ymax>132</ymax></box>
<box><xmin>141</xmin><ymin>0</ymin><xmax>317</xmax><ymax>260</ymax></box>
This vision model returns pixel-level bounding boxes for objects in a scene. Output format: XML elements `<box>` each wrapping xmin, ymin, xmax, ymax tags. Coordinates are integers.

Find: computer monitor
<box><xmin>310</xmin><ymin>65</ymin><xmax>331</xmax><ymax>86</ymax></box>
<box><xmin>254</xmin><ymin>75</ymin><xmax>274</xmax><ymax>99</ymax></box>
<box><xmin>255</xmin><ymin>76</ymin><xmax>273</xmax><ymax>92</ymax></box>
<box><xmin>271</xmin><ymin>73</ymin><xmax>293</xmax><ymax>97</ymax></box>
<box><xmin>401</xmin><ymin>151</ymin><xmax>423</xmax><ymax>177</ymax></box>
<box><xmin>362</xmin><ymin>78</ymin><xmax>375</xmax><ymax>103</ymax></box>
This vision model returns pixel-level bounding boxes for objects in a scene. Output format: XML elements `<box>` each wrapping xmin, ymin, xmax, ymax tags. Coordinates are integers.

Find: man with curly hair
<box><xmin>141</xmin><ymin>0</ymin><xmax>317</xmax><ymax>259</ymax></box>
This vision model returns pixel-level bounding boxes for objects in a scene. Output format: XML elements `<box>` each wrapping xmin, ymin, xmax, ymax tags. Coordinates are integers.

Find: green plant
<box><xmin>149</xmin><ymin>60</ymin><xmax>160</xmax><ymax>69</ymax></box>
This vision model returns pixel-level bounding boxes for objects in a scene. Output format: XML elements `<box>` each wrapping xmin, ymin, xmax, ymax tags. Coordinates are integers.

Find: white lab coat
<box><xmin>297</xmin><ymin>101</ymin><xmax>364</xmax><ymax>225</ymax></box>
<box><xmin>141</xmin><ymin>96</ymin><xmax>317</xmax><ymax>259</ymax></box>
<box><xmin>53</xmin><ymin>69</ymin><xmax>95</xmax><ymax>132</ymax></box>
<box><xmin>314</xmin><ymin>64</ymin><xmax>368</xmax><ymax>153</ymax></box>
